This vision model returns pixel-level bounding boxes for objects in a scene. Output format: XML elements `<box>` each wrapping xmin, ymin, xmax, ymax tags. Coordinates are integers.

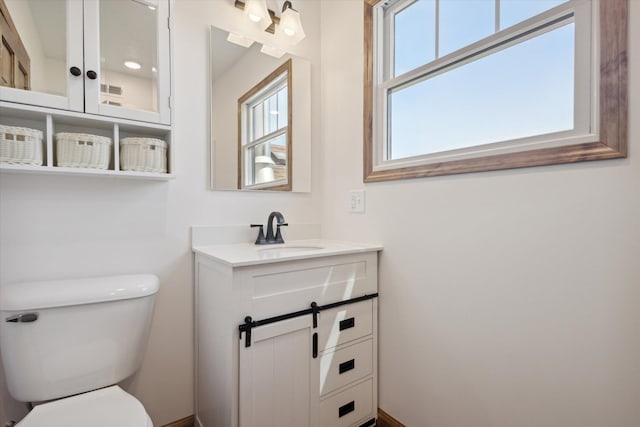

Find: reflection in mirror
<box><xmin>0</xmin><ymin>0</ymin><xmax>160</xmax><ymax>112</ymax></box>
<box><xmin>99</xmin><ymin>0</ymin><xmax>159</xmax><ymax>112</ymax></box>
<box><xmin>1</xmin><ymin>0</ymin><xmax>67</xmax><ymax>96</ymax></box>
<box><xmin>238</xmin><ymin>60</ymin><xmax>291</xmax><ymax>190</ymax></box>
<box><xmin>210</xmin><ymin>25</ymin><xmax>311</xmax><ymax>192</ymax></box>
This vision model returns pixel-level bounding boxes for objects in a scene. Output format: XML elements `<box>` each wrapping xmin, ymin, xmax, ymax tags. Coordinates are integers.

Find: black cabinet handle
<box><xmin>86</xmin><ymin>70</ymin><xmax>98</xmax><ymax>80</ymax></box>
<box><xmin>69</xmin><ymin>66</ymin><xmax>82</xmax><ymax>76</ymax></box>
<box><xmin>312</xmin><ymin>332</ymin><xmax>318</xmax><ymax>358</ymax></box>
<box><xmin>339</xmin><ymin>358</ymin><xmax>355</xmax><ymax>374</ymax></box>
<box><xmin>338</xmin><ymin>400</ymin><xmax>355</xmax><ymax>418</ymax></box>
<box><xmin>339</xmin><ymin>317</ymin><xmax>355</xmax><ymax>331</ymax></box>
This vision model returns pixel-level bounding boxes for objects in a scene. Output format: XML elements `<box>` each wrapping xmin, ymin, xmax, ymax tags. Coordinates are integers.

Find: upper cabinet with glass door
<box><xmin>0</xmin><ymin>0</ymin><xmax>170</xmax><ymax>125</ymax></box>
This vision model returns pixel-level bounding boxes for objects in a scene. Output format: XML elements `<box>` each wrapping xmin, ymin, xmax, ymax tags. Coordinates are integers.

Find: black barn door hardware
<box><xmin>311</xmin><ymin>301</ymin><xmax>319</xmax><ymax>328</ymax></box>
<box><xmin>238</xmin><ymin>293</ymin><xmax>378</xmax><ymax>347</ymax></box>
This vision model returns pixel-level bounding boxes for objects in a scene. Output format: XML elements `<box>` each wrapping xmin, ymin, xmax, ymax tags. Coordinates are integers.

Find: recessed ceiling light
<box><xmin>124</xmin><ymin>61</ymin><xmax>142</xmax><ymax>70</ymax></box>
<box><xmin>152</xmin><ymin>66</ymin><xmax>157</xmax><ymax>73</ymax></box>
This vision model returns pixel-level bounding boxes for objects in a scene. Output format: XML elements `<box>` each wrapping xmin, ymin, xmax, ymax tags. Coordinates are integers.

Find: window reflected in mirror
<box><xmin>238</xmin><ymin>60</ymin><xmax>291</xmax><ymax>190</ymax></box>
<box><xmin>1</xmin><ymin>0</ymin><xmax>67</xmax><ymax>96</ymax></box>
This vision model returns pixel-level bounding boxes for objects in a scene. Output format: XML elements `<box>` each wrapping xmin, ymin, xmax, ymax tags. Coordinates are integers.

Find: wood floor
<box><xmin>377</xmin><ymin>408</ymin><xmax>406</xmax><ymax>427</ymax></box>
<box><xmin>161</xmin><ymin>415</ymin><xmax>194</xmax><ymax>427</ymax></box>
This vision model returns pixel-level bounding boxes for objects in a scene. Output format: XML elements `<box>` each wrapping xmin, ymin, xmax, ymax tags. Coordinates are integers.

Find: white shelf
<box><xmin>0</xmin><ymin>163</ymin><xmax>175</xmax><ymax>181</ymax></box>
<box><xmin>0</xmin><ymin>102</ymin><xmax>174</xmax><ymax>180</ymax></box>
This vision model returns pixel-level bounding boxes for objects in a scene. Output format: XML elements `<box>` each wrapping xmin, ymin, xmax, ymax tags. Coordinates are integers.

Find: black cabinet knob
<box><xmin>86</xmin><ymin>70</ymin><xmax>98</xmax><ymax>80</ymax></box>
<box><xmin>69</xmin><ymin>66</ymin><xmax>82</xmax><ymax>76</ymax></box>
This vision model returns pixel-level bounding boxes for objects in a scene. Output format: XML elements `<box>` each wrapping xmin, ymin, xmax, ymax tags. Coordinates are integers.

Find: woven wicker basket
<box><xmin>120</xmin><ymin>137</ymin><xmax>167</xmax><ymax>173</ymax></box>
<box><xmin>55</xmin><ymin>133</ymin><xmax>112</xmax><ymax>169</ymax></box>
<box><xmin>0</xmin><ymin>124</ymin><xmax>43</xmax><ymax>165</ymax></box>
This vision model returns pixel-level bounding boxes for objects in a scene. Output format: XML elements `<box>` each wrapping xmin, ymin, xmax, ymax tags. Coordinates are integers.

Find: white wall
<box><xmin>0</xmin><ymin>1</ymin><xmax>321</xmax><ymax>425</ymax></box>
<box><xmin>320</xmin><ymin>1</ymin><xmax>640</xmax><ymax>426</ymax></box>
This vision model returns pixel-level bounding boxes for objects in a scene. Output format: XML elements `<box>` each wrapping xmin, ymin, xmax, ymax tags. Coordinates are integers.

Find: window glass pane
<box><xmin>251</xmin><ymin>103</ymin><xmax>264</xmax><ymax>142</ymax></box>
<box><xmin>394</xmin><ymin>0</ymin><xmax>436</xmax><ymax>76</ymax></box>
<box><xmin>245</xmin><ymin>134</ymin><xmax>287</xmax><ymax>186</ymax></box>
<box><xmin>389</xmin><ymin>23</ymin><xmax>574</xmax><ymax>160</ymax></box>
<box><xmin>501</xmin><ymin>0</ymin><xmax>568</xmax><ymax>30</ymax></box>
<box><xmin>277</xmin><ymin>86</ymin><xmax>288</xmax><ymax>129</ymax></box>
<box><xmin>439</xmin><ymin>0</ymin><xmax>494</xmax><ymax>57</ymax></box>
<box><xmin>267</xmin><ymin>93</ymin><xmax>278</xmax><ymax>134</ymax></box>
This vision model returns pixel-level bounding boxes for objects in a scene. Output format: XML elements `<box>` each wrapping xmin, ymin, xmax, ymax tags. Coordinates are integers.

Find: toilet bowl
<box><xmin>0</xmin><ymin>274</ymin><xmax>159</xmax><ymax>426</ymax></box>
<box><xmin>17</xmin><ymin>386</ymin><xmax>152</xmax><ymax>427</ymax></box>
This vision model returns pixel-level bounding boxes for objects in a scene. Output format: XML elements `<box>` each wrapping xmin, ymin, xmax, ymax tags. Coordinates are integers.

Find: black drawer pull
<box><xmin>339</xmin><ymin>358</ymin><xmax>355</xmax><ymax>374</ymax></box>
<box><xmin>339</xmin><ymin>317</ymin><xmax>355</xmax><ymax>331</ymax></box>
<box><xmin>338</xmin><ymin>400</ymin><xmax>355</xmax><ymax>418</ymax></box>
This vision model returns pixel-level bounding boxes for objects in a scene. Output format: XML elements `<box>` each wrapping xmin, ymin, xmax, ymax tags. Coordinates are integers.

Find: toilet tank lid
<box><xmin>0</xmin><ymin>274</ymin><xmax>159</xmax><ymax>311</ymax></box>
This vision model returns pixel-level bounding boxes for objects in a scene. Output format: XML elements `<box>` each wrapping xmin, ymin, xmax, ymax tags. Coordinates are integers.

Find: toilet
<box><xmin>0</xmin><ymin>274</ymin><xmax>159</xmax><ymax>426</ymax></box>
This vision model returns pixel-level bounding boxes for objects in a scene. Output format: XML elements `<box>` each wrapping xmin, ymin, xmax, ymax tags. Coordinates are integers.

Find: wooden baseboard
<box><xmin>161</xmin><ymin>410</ymin><xmax>402</xmax><ymax>427</ymax></box>
<box><xmin>377</xmin><ymin>408</ymin><xmax>405</xmax><ymax>427</ymax></box>
<box><xmin>161</xmin><ymin>415</ymin><xmax>194</xmax><ymax>427</ymax></box>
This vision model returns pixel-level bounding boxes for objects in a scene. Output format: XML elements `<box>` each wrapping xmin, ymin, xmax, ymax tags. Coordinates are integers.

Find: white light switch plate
<box><xmin>349</xmin><ymin>190</ymin><xmax>365</xmax><ymax>213</ymax></box>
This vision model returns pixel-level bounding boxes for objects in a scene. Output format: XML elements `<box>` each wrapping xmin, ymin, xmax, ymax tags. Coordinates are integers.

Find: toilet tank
<box><xmin>0</xmin><ymin>274</ymin><xmax>159</xmax><ymax>403</ymax></box>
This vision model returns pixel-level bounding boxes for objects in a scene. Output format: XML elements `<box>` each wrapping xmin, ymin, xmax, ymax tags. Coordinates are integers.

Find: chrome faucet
<box><xmin>250</xmin><ymin>211</ymin><xmax>288</xmax><ymax>245</ymax></box>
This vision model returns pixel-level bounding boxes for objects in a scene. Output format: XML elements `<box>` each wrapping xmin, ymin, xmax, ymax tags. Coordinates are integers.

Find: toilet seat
<box><xmin>17</xmin><ymin>386</ymin><xmax>153</xmax><ymax>427</ymax></box>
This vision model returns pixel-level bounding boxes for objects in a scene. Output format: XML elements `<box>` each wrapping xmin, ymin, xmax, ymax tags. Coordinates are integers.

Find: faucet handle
<box><xmin>250</xmin><ymin>224</ymin><xmax>267</xmax><ymax>245</ymax></box>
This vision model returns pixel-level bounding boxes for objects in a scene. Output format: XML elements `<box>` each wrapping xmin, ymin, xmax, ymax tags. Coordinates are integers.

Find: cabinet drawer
<box><xmin>320</xmin><ymin>339</ymin><xmax>373</xmax><ymax>397</ymax></box>
<box><xmin>320</xmin><ymin>378</ymin><xmax>374</xmax><ymax>427</ymax></box>
<box><xmin>317</xmin><ymin>299</ymin><xmax>373</xmax><ymax>351</ymax></box>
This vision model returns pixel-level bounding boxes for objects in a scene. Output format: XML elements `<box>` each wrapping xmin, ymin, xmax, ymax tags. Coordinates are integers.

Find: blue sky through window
<box><xmin>387</xmin><ymin>0</ymin><xmax>573</xmax><ymax>160</ymax></box>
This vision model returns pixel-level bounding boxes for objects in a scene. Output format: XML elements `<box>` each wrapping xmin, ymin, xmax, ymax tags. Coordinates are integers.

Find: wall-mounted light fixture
<box><xmin>260</xmin><ymin>44</ymin><xmax>285</xmax><ymax>59</ymax></box>
<box><xmin>241</xmin><ymin>0</ymin><xmax>272</xmax><ymax>31</ymax></box>
<box><xmin>234</xmin><ymin>0</ymin><xmax>306</xmax><ymax>49</ymax></box>
<box><xmin>227</xmin><ymin>32</ymin><xmax>255</xmax><ymax>48</ymax></box>
<box><xmin>275</xmin><ymin>1</ymin><xmax>305</xmax><ymax>45</ymax></box>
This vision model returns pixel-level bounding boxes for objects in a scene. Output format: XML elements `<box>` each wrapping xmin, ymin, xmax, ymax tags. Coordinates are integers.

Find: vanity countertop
<box><xmin>192</xmin><ymin>239</ymin><xmax>383</xmax><ymax>267</ymax></box>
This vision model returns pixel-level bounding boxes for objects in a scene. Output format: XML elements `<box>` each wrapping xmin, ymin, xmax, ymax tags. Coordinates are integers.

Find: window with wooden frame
<box><xmin>238</xmin><ymin>59</ymin><xmax>292</xmax><ymax>190</ymax></box>
<box><xmin>364</xmin><ymin>0</ymin><xmax>627</xmax><ymax>182</ymax></box>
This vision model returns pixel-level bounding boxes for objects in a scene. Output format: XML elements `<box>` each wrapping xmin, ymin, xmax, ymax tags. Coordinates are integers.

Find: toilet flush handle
<box><xmin>5</xmin><ymin>313</ymin><xmax>39</xmax><ymax>323</ymax></box>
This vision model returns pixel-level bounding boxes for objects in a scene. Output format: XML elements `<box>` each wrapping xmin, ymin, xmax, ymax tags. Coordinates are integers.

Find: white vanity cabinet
<box><xmin>194</xmin><ymin>242</ymin><xmax>381</xmax><ymax>427</ymax></box>
<box><xmin>0</xmin><ymin>0</ymin><xmax>172</xmax><ymax>178</ymax></box>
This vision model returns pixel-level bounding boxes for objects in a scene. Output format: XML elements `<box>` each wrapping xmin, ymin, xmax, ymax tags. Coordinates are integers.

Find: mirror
<box><xmin>210</xmin><ymin>25</ymin><xmax>311</xmax><ymax>192</ymax></box>
<box><xmin>98</xmin><ymin>0</ymin><xmax>160</xmax><ymax>112</ymax></box>
<box><xmin>0</xmin><ymin>0</ymin><xmax>160</xmax><ymax>112</ymax></box>
<box><xmin>1</xmin><ymin>0</ymin><xmax>68</xmax><ymax>96</ymax></box>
